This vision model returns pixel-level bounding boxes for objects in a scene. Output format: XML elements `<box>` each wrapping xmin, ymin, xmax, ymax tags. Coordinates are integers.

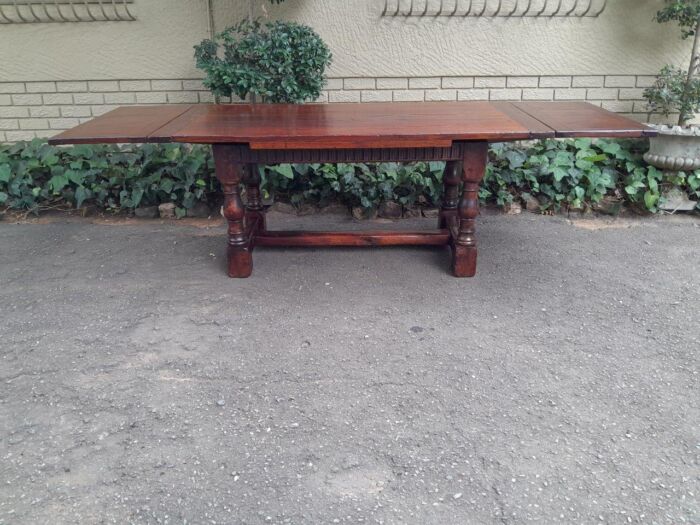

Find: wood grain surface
<box><xmin>48</xmin><ymin>101</ymin><xmax>654</xmax><ymax>148</ymax></box>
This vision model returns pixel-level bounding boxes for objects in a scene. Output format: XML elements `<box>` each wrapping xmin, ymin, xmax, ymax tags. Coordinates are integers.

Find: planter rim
<box><xmin>648</xmin><ymin>124</ymin><xmax>700</xmax><ymax>137</ymax></box>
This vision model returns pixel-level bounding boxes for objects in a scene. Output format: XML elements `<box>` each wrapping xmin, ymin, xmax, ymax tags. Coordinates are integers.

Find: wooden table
<box><xmin>49</xmin><ymin>102</ymin><xmax>654</xmax><ymax>278</ymax></box>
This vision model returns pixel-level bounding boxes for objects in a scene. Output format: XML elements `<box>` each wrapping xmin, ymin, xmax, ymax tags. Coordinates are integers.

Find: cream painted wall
<box><xmin>266</xmin><ymin>0</ymin><xmax>693</xmax><ymax>77</ymax></box>
<box><xmin>0</xmin><ymin>1</ymin><xmax>238</xmax><ymax>81</ymax></box>
<box><xmin>0</xmin><ymin>0</ymin><xmax>693</xmax><ymax>82</ymax></box>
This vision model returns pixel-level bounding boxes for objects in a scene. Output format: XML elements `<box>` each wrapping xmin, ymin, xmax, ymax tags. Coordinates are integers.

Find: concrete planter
<box><xmin>644</xmin><ymin>125</ymin><xmax>700</xmax><ymax>171</ymax></box>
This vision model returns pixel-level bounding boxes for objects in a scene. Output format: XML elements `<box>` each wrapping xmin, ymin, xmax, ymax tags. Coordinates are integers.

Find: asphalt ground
<box><xmin>0</xmin><ymin>211</ymin><xmax>698</xmax><ymax>524</ymax></box>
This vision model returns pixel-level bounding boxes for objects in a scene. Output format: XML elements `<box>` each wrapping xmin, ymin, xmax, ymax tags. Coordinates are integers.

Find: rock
<box><xmin>378</xmin><ymin>201</ymin><xmax>402</xmax><ymax>219</ymax></box>
<box><xmin>296</xmin><ymin>204</ymin><xmax>316</xmax><ymax>216</ymax></box>
<box><xmin>134</xmin><ymin>206</ymin><xmax>159</xmax><ymax>219</ymax></box>
<box><xmin>659</xmin><ymin>188</ymin><xmax>698</xmax><ymax>212</ymax></box>
<box><xmin>422</xmin><ymin>207</ymin><xmax>439</xmax><ymax>219</ymax></box>
<box><xmin>318</xmin><ymin>202</ymin><xmax>349</xmax><ymax>216</ymax></box>
<box><xmin>504</xmin><ymin>201</ymin><xmax>522</xmax><ymax>215</ymax></box>
<box><xmin>158</xmin><ymin>202</ymin><xmax>176</xmax><ymax>219</ymax></box>
<box><xmin>216</xmin><ymin>399</ymin><xmax>225</xmax><ymax>407</ymax></box>
<box><xmin>271</xmin><ymin>202</ymin><xmax>296</xmax><ymax>215</ymax></box>
<box><xmin>351</xmin><ymin>207</ymin><xmax>377</xmax><ymax>220</ymax></box>
<box><xmin>521</xmin><ymin>193</ymin><xmax>540</xmax><ymax>212</ymax></box>
<box><xmin>403</xmin><ymin>206</ymin><xmax>422</xmax><ymax>218</ymax></box>
<box><xmin>593</xmin><ymin>196</ymin><xmax>622</xmax><ymax>216</ymax></box>
<box><xmin>187</xmin><ymin>201</ymin><xmax>211</xmax><ymax>218</ymax></box>
<box><xmin>410</xmin><ymin>326</ymin><xmax>424</xmax><ymax>333</ymax></box>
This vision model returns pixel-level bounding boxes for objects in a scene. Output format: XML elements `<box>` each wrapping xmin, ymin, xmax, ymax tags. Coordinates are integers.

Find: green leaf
<box><xmin>584</xmin><ymin>154</ymin><xmax>608</xmax><ymax>163</ymax></box>
<box><xmin>505</xmin><ymin>150</ymin><xmax>527</xmax><ymax>169</ymax></box>
<box><xmin>648</xmin><ymin>177</ymin><xmax>659</xmax><ymax>194</ymax></box>
<box><xmin>552</xmin><ymin>167</ymin><xmax>568</xmax><ymax>182</ymax></box>
<box><xmin>0</xmin><ymin>164</ymin><xmax>10</xmax><ymax>184</ymax></box>
<box><xmin>552</xmin><ymin>151</ymin><xmax>574</xmax><ymax>167</ymax></box>
<box><xmin>67</xmin><ymin>170</ymin><xmax>86</xmax><ymax>186</ymax></box>
<box><xmin>182</xmin><ymin>191</ymin><xmax>196</xmax><ymax>209</ymax></box>
<box><xmin>272</xmin><ymin>164</ymin><xmax>295</xmax><ymax>179</ymax></box>
<box><xmin>75</xmin><ymin>186</ymin><xmax>90</xmax><ymax>209</ymax></box>
<box><xmin>644</xmin><ymin>190</ymin><xmax>659</xmax><ymax>210</ymax></box>
<box><xmin>0</xmin><ymin>191</ymin><xmax>7</xmax><ymax>204</ymax></box>
<box><xmin>132</xmin><ymin>187</ymin><xmax>144</xmax><ymax>208</ymax></box>
<box><xmin>574</xmin><ymin>138</ymin><xmax>592</xmax><ymax>150</ymax></box>
<box><xmin>42</xmin><ymin>153</ymin><xmax>60</xmax><ymax>166</ymax></box>
<box><xmin>600</xmin><ymin>141</ymin><xmax>622</xmax><ymax>156</ymax></box>
<box><xmin>48</xmin><ymin>174</ymin><xmax>69</xmax><ymax>194</ymax></box>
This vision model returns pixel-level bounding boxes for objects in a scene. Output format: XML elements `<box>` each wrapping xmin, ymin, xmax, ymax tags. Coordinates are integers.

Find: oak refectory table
<box><xmin>48</xmin><ymin>102</ymin><xmax>654</xmax><ymax>278</ymax></box>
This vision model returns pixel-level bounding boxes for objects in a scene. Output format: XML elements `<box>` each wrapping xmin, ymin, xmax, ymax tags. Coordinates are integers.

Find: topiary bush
<box><xmin>194</xmin><ymin>19</ymin><xmax>332</xmax><ymax>103</ymax></box>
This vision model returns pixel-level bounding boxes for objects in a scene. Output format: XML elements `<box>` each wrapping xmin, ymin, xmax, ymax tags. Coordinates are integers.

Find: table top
<box><xmin>48</xmin><ymin>101</ymin><xmax>654</xmax><ymax>149</ymax></box>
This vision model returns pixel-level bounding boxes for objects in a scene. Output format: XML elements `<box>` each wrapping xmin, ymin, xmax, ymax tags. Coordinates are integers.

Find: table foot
<box><xmin>228</xmin><ymin>246</ymin><xmax>253</xmax><ymax>278</ymax></box>
<box><xmin>451</xmin><ymin>244</ymin><xmax>477</xmax><ymax>277</ymax></box>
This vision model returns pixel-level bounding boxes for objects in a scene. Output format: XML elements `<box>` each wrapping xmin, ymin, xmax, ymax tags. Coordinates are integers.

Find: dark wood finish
<box><xmin>49</xmin><ymin>102</ymin><xmax>655</xmax><ymax>148</ymax></box>
<box><xmin>49</xmin><ymin>105</ymin><xmax>193</xmax><ymax>145</ymax></box>
<box><xmin>452</xmin><ymin>142</ymin><xmax>489</xmax><ymax>278</ymax></box>
<box><xmin>221</xmin><ymin>142</ymin><xmax>473</xmax><ymax>163</ymax></box>
<box><xmin>490</xmin><ymin>102</ymin><xmax>556</xmax><ymax>139</ymax></box>
<box><xmin>244</xmin><ymin>163</ymin><xmax>266</xmax><ymax>234</ymax></box>
<box><xmin>167</xmin><ymin>102</ymin><xmax>537</xmax><ymax>147</ymax></box>
<box><xmin>439</xmin><ymin>160</ymin><xmax>461</xmax><ymax>229</ymax></box>
<box><xmin>211</xmin><ymin>141</ymin><xmax>490</xmax><ymax>278</ymax></box>
<box><xmin>513</xmin><ymin>102</ymin><xmax>655</xmax><ymax>138</ymax></box>
<box><xmin>47</xmin><ymin>102</ymin><xmax>657</xmax><ymax>278</ymax></box>
<box><xmin>213</xmin><ymin>145</ymin><xmax>253</xmax><ymax>278</ymax></box>
<box><xmin>255</xmin><ymin>230</ymin><xmax>450</xmax><ymax>247</ymax></box>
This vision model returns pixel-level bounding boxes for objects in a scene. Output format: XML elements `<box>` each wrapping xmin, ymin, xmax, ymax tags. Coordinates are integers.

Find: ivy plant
<box><xmin>194</xmin><ymin>19</ymin><xmax>332</xmax><ymax>103</ymax></box>
<box><xmin>0</xmin><ymin>140</ymin><xmax>216</xmax><ymax>218</ymax></box>
<box><xmin>484</xmin><ymin>139</ymin><xmax>674</xmax><ymax>213</ymax></box>
<box><xmin>2</xmin><ymin>139</ymin><xmax>698</xmax><ymax>217</ymax></box>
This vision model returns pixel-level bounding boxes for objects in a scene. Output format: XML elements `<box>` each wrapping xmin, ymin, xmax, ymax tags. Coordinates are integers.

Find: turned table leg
<box><xmin>439</xmin><ymin>160</ymin><xmax>461</xmax><ymax>229</ymax></box>
<box><xmin>452</xmin><ymin>142</ymin><xmax>488</xmax><ymax>278</ymax></box>
<box><xmin>214</xmin><ymin>145</ymin><xmax>253</xmax><ymax>278</ymax></box>
<box><xmin>244</xmin><ymin>163</ymin><xmax>266</xmax><ymax>234</ymax></box>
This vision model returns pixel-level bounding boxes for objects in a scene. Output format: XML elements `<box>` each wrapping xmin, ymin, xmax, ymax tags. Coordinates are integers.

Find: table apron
<box><xmin>223</xmin><ymin>142</ymin><xmax>473</xmax><ymax>163</ymax></box>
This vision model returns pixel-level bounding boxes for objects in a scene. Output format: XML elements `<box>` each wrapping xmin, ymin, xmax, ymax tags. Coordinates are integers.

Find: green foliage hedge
<box><xmin>1</xmin><ymin>138</ymin><xmax>698</xmax><ymax>217</ymax></box>
<box><xmin>194</xmin><ymin>20</ymin><xmax>332</xmax><ymax>104</ymax></box>
<box><xmin>0</xmin><ymin>141</ymin><xmax>217</xmax><ymax>219</ymax></box>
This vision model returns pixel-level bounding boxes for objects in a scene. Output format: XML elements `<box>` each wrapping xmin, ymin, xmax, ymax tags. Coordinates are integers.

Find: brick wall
<box><xmin>0</xmin><ymin>75</ymin><xmax>658</xmax><ymax>143</ymax></box>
